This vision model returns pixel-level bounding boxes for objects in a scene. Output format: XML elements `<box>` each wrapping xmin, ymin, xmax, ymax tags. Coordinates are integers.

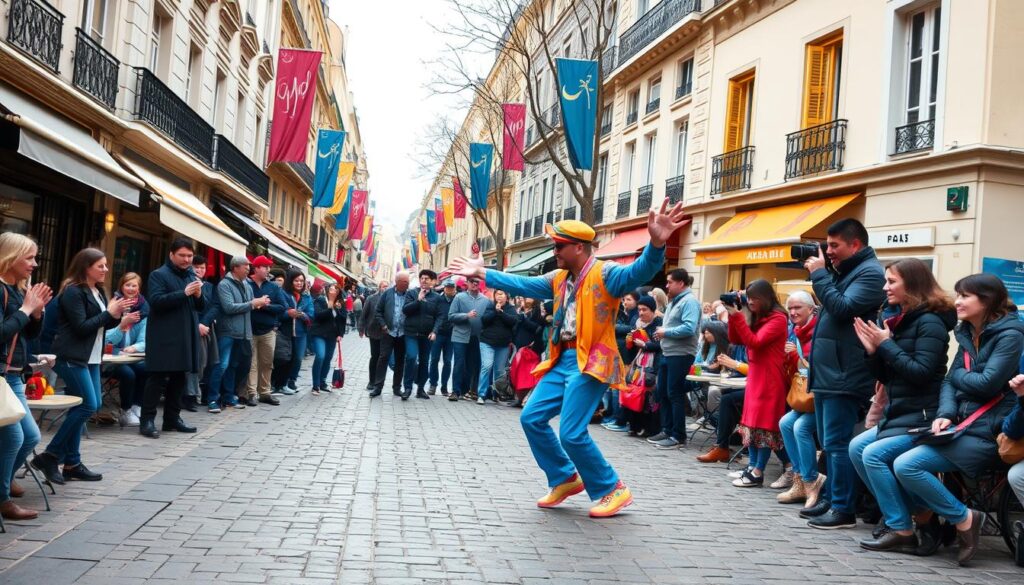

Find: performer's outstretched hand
<box><xmin>448</xmin><ymin>255</ymin><xmax>485</xmax><ymax>280</ymax></box>
<box><xmin>648</xmin><ymin>198</ymin><xmax>688</xmax><ymax>248</ymax></box>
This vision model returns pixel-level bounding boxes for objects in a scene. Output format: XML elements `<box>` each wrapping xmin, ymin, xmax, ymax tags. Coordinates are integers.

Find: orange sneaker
<box><xmin>589</xmin><ymin>481</ymin><xmax>633</xmax><ymax>518</ymax></box>
<box><xmin>536</xmin><ymin>473</ymin><xmax>585</xmax><ymax>508</ymax></box>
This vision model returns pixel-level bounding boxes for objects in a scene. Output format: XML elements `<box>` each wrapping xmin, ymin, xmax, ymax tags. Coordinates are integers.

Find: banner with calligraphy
<box><xmin>435</xmin><ymin>198</ymin><xmax>446</xmax><ymax>233</ymax></box>
<box><xmin>312</xmin><ymin>130</ymin><xmax>346</xmax><ymax>207</ymax></box>
<box><xmin>468</xmin><ymin>143</ymin><xmax>493</xmax><ymax>211</ymax></box>
<box><xmin>556</xmin><ymin>58</ymin><xmax>598</xmax><ymax>170</ymax></box>
<box><xmin>502</xmin><ymin>103</ymin><xmax>525</xmax><ymax>171</ymax></box>
<box><xmin>347</xmin><ymin>189</ymin><xmax>368</xmax><ymax>240</ymax></box>
<box><xmin>441</xmin><ymin>188</ymin><xmax>455</xmax><ymax>227</ymax></box>
<box><xmin>268</xmin><ymin>49</ymin><xmax>322</xmax><ymax>163</ymax></box>
<box><xmin>327</xmin><ymin>162</ymin><xmax>355</xmax><ymax>214</ymax></box>
<box><xmin>453</xmin><ymin>179</ymin><xmax>467</xmax><ymax>219</ymax></box>
<box><xmin>426</xmin><ymin>209</ymin><xmax>437</xmax><ymax>245</ymax></box>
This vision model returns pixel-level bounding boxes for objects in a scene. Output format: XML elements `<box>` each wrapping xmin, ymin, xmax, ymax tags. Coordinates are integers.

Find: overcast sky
<box><xmin>328</xmin><ymin>1</ymin><xmax>488</xmax><ymax>233</ymax></box>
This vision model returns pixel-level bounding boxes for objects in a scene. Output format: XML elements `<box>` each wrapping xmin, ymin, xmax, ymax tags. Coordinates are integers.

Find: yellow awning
<box><xmin>694</xmin><ymin>193</ymin><xmax>859</xmax><ymax>266</ymax></box>
<box><xmin>118</xmin><ymin>157</ymin><xmax>248</xmax><ymax>258</ymax></box>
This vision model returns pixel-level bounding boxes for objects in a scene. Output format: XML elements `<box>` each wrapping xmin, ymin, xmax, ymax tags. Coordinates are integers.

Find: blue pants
<box><xmin>428</xmin><ymin>333</ymin><xmax>453</xmax><ymax>391</ymax></box>
<box><xmin>309</xmin><ymin>335</ymin><xmax>337</xmax><ymax>390</ymax></box>
<box><xmin>520</xmin><ymin>350</ymin><xmax>618</xmax><ymax>500</ymax></box>
<box><xmin>813</xmin><ymin>393</ymin><xmax>863</xmax><ymax>514</ymax></box>
<box><xmin>478</xmin><ymin>342</ymin><xmax>510</xmax><ymax>399</ymax></box>
<box><xmin>850</xmin><ymin>427</ymin><xmax>920</xmax><ymax>530</ymax></box>
<box><xmin>656</xmin><ymin>354</ymin><xmax>695</xmax><ymax>441</ymax></box>
<box><xmin>0</xmin><ymin>375</ymin><xmax>40</xmax><ymax>501</ymax></box>
<box><xmin>207</xmin><ymin>336</ymin><xmax>245</xmax><ymax>405</ymax></box>
<box><xmin>749</xmin><ymin>446</ymin><xmax>772</xmax><ymax>472</ymax></box>
<box><xmin>287</xmin><ymin>335</ymin><xmax>308</xmax><ymax>385</ymax></box>
<box><xmin>453</xmin><ymin>338</ymin><xmax>480</xmax><ymax>396</ymax></box>
<box><xmin>403</xmin><ymin>335</ymin><xmax>432</xmax><ymax>391</ymax></box>
<box><xmin>780</xmin><ymin>410</ymin><xmax>819</xmax><ymax>481</ymax></box>
<box><xmin>110</xmin><ymin>362</ymin><xmax>146</xmax><ymax>409</ymax></box>
<box><xmin>894</xmin><ymin>445</ymin><xmax>970</xmax><ymax>525</ymax></box>
<box><xmin>48</xmin><ymin>362</ymin><xmax>101</xmax><ymax>466</ymax></box>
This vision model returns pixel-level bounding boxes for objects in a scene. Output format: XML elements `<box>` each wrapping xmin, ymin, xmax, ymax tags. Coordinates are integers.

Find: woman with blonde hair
<box><xmin>650</xmin><ymin>288</ymin><xmax>668</xmax><ymax>317</ymax></box>
<box><xmin>112</xmin><ymin>272</ymin><xmax>150</xmax><ymax>319</ymax></box>
<box><xmin>0</xmin><ymin>233</ymin><xmax>52</xmax><ymax>520</ymax></box>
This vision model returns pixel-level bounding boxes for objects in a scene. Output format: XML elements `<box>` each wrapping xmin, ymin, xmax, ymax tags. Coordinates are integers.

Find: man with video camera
<box><xmin>801</xmin><ymin>218</ymin><xmax>885</xmax><ymax>529</ymax></box>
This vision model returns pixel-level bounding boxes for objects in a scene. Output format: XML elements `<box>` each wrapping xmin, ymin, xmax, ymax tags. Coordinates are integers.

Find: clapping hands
<box><xmin>853</xmin><ymin>317</ymin><xmax>891</xmax><ymax>355</ymax></box>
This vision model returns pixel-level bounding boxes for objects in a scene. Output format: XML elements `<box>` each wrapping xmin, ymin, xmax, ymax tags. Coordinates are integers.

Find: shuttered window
<box><xmin>801</xmin><ymin>33</ymin><xmax>842</xmax><ymax>128</ymax></box>
<box><xmin>723</xmin><ymin>71</ymin><xmax>755</xmax><ymax>152</ymax></box>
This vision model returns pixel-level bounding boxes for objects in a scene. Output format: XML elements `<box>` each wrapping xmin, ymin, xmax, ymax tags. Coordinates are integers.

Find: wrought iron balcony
<box><xmin>7</xmin><ymin>0</ymin><xmax>64</xmax><ymax>72</ymax></box>
<box><xmin>675</xmin><ymin>81</ymin><xmax>692</xmax><ymax>100</ymax></box>
<box><xmin>894</xmin><ymin>119</ymin><xmax>934</xmax><ymax>155</ymax></box>
<box><xmin>544</xmin><ymin>102</ymin><xmax>561</xmax><ymax>128</ymax></box>
<box><xmin>546</xmin><ymin>211</ymin><xmax>555</xmax><ymax>224</ymax></box>
<box><xmin>600</xmin><ymin>122</ymin><xmax>612</xmax><ymax>137</ymax></box>
<box><xmin>533</xmin><ymin>215</ymin><xmax>542</xmax><ymax>235</ymax></box>
<box><xmin>134</xmin><ymin>67</ymin><xmax>215</xmax><ymax>165</ymax></box>
<box><xmin>710</xmin><ymin>146</ymin><xmax>755</xmax><ymax>196</ymax></box>
<box><xmin>522</xmin><ymin>219</ymin><xmax>532</xmax><ymax>239</ymax></box>
<box><xmin>563</xmin><ymin>206</ymin><xmax>577</xmax><ymax>220</ymax></box>
<box><xmin>593</xmin><ymin>197</ymin><xmax>605</xmax><ymax>224</ymax></box>
<box><xmin>213</xmin><ymin>135</ymin><xmax>269</xmax><ymax>202</ymax></box>
<box><xmin>72</xmin><ymin>28</ymin><xmax>118</xmax><ymax>110</ymax></box>
<box><xmin>637</xmin><ymin>184</ymin><xmax>653</xmax><ymax>211</ymax></box>
<box><xmin>616</xmin><ymin>190</ymin><xmax>632</xmax><ymax>219</ymax></box>
<box><xmin>626</xmin><ymin>111</ymin><xmax>638</xmax><ymax>126</ymax></box>
<box><xmin>514</xmin><ymin>222</ymin><xmax>522</xmax><ymax>241</ymax></box>
<box><xmin>784</xmin><ymin>119</ymin><xmax>847</xmax><ymax>180</ymax></box>
<box><xmin>645</xmin><ymin>98</ymin><xmax>660</xmax><ymax>115</ymax></box>
<box><xmin>665</xmin><ymin>175</ymin><xmax>685</xmax><ymax>204</ymax></box>
<box><xmin>287</xmin><ymin>161</ymin><xmax>315</xmax><ymax>191</ymax></box>
<box><xmin>618</xmin><ymin>0</ymin><xmax>699</xmax><ymax>65</ymax></box>
<box><xmin>602</xmin><ymin>46</ymin><xmax>618</xmax><ymax>77</ymax></box>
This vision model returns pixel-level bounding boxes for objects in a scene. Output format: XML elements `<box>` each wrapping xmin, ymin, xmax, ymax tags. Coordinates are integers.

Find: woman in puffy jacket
<box><xmin>477</xmin><ymin>289</ymin><xmax>517</xmax><ymax>404</ymax></box>
<box><xmin>274</xmin><ymin>270</ymin><xmax>313</xmax><ymax>394</ymax></box>
<box><xmin>309</xmin><ymin>282</ymin><xmax>346</xmax><ymax>394</ymax></box>
<box><xmin>848</xmin><ymin>259</ymin><xmax>955</xmax><ymax>553</ymax></box>
<box><xmin>893</xmin><ymin>274</ymin><xmax>1024</xmax><ymax>566</ymax></box>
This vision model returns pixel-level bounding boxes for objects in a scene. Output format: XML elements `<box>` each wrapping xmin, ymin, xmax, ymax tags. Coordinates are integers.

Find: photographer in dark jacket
<box><xmin>402</xmin><ymin>269</ymin><xmax>439</xmax><ymax>400</ymax></box>
<box><xmin>477</xmin><ymin>289</ymin><xmax>517</xmax><ymax>404</ymax></box>
<box><xmin>427</xmin><ymin>278</ymin><xmax>457</xmax><ymax>396</ymax></box>
<box><xmin>803</xmin><ymin>218</ymin><xmax>886</xmax><ymax>529</ymax></box>
<box><xmin>358</xmin><ymin>281</ymin><xmax>388</xmax><ymax>391</ymax></box>
<box><xmin>849</xmin><ymin>259</ymin><xmax>956</xmax><ymax>552</ymax></box>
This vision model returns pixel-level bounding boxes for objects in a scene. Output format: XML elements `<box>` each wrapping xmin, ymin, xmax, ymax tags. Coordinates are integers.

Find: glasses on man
<box><xmin>553</xmin><ymin>242</ymin><xmax>574</xmax><ymax>251</ymax></box>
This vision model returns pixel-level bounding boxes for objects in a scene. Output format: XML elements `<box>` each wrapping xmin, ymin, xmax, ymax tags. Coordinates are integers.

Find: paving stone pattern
<box><xmin>1</xmin><ymin>336</ymin><xmax>1022</xmax><ymax>584</ymax></box>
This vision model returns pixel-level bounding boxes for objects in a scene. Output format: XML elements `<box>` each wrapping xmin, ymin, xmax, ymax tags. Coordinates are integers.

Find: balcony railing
<box><xmin>616</xmin><ymin>190</ymin><xmax>632</xmax><ymax>219</ymax></box>
<box><xmin>134</xmin><ymin>67</ymin><xmax>215</xmax><ymax>165</ymax></box>
<box><xmin>637</xmin><ymin>184</ymin><xmax>653</xmax><ymax>211</ymax></box>
<box><xmin>894</xmin><ymin>119</ymin><xmax>935</xmax><ymax>155</ymax></box>
<box><xmin>563</xmin><ymin>206</ymin><xmax>577</xmax><ymax>220</ymax></box>
<box><xmin>514</xmin><ymin>222</ymin><xmax>522</xmax><ymax>241</ymax></box>
<box><xmin>710</xmin><ymin>146</ymin><xmax>755</xmax><ymax>196</ymax></box>
<box><xmin>645</xmin><ymin>98</ymin><xmax>660</xmax><ymax>115</ymax></box>
<box><xmin>593</xmin><ymin>197</ymin><xmax>605</xmax><ymax>224</ymax></box>
<box><xmin>618</xmin><ymin>0</ymin><xmax>700</xmax><ymax>65</ymax></box>
<box><xmin>7</xmin><ymin>0</ymin><xmax>64</xmax><ymax>72</ymax></box>
<box><xmin>602</xmin><ymin>46</ymin><xmax>618</xmax><ymax>77</ymax></box>
<box><xmin>213</xmin><ymin>135</ymin><xmax>269</xmax><ymax>201</ymax></box>
<box><xmin>784</xmin><ymin>119</ymin><xmax>848</xmax><ymax>180</ymax></box>
<box><xmin>546</xmin><ymin>210</ymin><xmax>555</xmax><ymax>224</ymax></box>
<box><xmin>665</xmin><ymin>175</ymin><xmax>685</xmax><ymax>204</ymax></box>
<box><xmin>72</xmin><ymin>29</ymin><xmax>119</xmax><ymax>109</ymax></box>
<box><xmin>626</xmin><ymin>111</ymin><xmax>638</xmax><ymax>126</ymax></box>
<box><xmin>600</xmin><ymin>121</ymin><xmax>612</xmax><ymax>136</ymax></box>
<box><xmin>288</xmin><ymin>162</ymin><xmax>315</xmax><ymax>191</ymax></box>
<box><xmin>533</xmin><ymin>215</ymin><xmax>542</xmax><ymax>235</ymax></box>
<box><xmin>545</xmin><ymin>102</ymin><xmax>561</xmax><ymax>128</ymax></box>
<box><xmin>675</xmin><ymin>81</ymin><xmax>692</xmax><ymax>100</ymax></box>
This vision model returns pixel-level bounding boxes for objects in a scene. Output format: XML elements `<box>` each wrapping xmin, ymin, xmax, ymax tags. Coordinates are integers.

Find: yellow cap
<box><xmin>544</xmin><ymin>220</ymin><xmax>596</xmax><ymax>245</ymax></box>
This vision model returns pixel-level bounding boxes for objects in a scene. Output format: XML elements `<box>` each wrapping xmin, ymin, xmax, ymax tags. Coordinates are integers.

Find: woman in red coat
<box><xmin>726</xmin><ymin>279</ymin><xmax>790</xmax><ymax>487</ymax></box>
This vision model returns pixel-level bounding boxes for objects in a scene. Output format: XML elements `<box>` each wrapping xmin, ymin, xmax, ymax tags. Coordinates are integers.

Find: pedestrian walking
<box><xmin>370</xmin><ymin>272</ymin><xmax>410</xmax><ymax>397</ymax></box>
<box><xmin>358</xmin><ymin>281</ymin><xmax>388</xmax><ymax>390</ymax></box>
<box><xmin>428</xmin><ymin>278</ymin><xmax>457</xmax><ymax>396</ymax></box>
<box><xmin>402</xmin><ymin>269</ymin><xmax>439</xmax><ymax>400</ymax></box>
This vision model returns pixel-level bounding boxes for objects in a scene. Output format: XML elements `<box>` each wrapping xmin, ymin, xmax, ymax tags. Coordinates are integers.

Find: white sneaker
<box><xmin>769</xmin><ymin>468</ymin><xmax>795</xmax><ymax>489</ymax></box>
<box><xmin>130</xmin><ymin>405</ymin><xmax>142</xmax><ymax>418</ymax></box>
<box><xmin>727</xmin><ymin>467</ymin><xmax>751</xmax><ymax>479</ymax></box>
<box><xmin>477</xmin><ymin>397</ymin><xmax>485</xmax><ymax>404</ymax></box>
<box><xmin>120</xmin><ymin>409</ymin><xmax>140</xmax><ymax>427</ymax></box>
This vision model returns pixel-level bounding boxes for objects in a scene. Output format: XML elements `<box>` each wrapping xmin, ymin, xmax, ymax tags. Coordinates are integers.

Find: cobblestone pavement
<box><xmin>1</xmin><ymin>335</ymin><xmax>1022</xmax><ymax>584</ymax></box>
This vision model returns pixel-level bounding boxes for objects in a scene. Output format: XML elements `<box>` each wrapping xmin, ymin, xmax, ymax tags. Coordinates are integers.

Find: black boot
<box><xmin>415</xmin><ymin>389</ymin><xmax>429</xmax><ymax>399</ymax></box>
<box><xmin>799</xmin><ymin>499</ymin><xmax>832</xmax><ymax>519</ymax></box>
<box><xmin>62</xmin><ymin>463</ymin><xmax>103</xmax><ymax>482</ymax></box>
<box><xmin>30</xmin><ymin>452</ymin><xmax>65</xmax><ymax>485</ymax></box>
<box><xmin>182</xmin><ymin>396</ymin><xmax>198</xmax><ymax>412</ymax></box>
<box><xmin>162</xmin><ymin>418</ymin><xmax>197</xmax><ymax>433</ymax></box>
<box><xmin>139</xmin><ymin>418</ymin><xmax>160</xmax><ymax>438</ymax></box>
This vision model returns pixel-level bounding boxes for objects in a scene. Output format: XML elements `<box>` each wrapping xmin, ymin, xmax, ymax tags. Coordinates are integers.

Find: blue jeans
<box><xmin>0</xmin><ymin>375</ymin><xmax>40</xmax><ymax>501</ymax></box>
<box><xmin>850</xmin><ymin>427</ymin><xmax>919</xmax><ymax>531</ymax></box>
<box><xmin>309</xmin><ymin>335</ymin><xmax>337</xmax><ymax>390</ymax></box>
<box><xmin>287</xmin><ymin>335</ymin><xmax>308</xmax><ymax>385</ymax></box>
<box><xmin>520</xmin><ymin>349</ymin><xmax>618</xmax><ymax>499</ymax></box>
<box><xmin>428</xmin><ymin>333</ymin><xmax>453</xmax><ymax>391</ymax></box>
<box><xmin>656</xmin><ymin>354</ymin><xmax>695</xmax><ymax>441</ymax></box>
<box><xmin>453</xmin><ymin>339</ymin><xmax>480</xmax><ymax>396</ymax></box>
<box><xmin>813</xmin><ymin>394</ymin><xmax>863</xmax><ymax>514</ymax></box>
<box><xmin>780</xmin><ymin>410</ymin><xmax>819</xmax><ymax>481</ymax></box>
<box><xmin>478</xmin><ymin>342</ymin><xmax>510</xmax><ymax>399</ymax></box>
<box><xmin>894</xmin><ymin>445</ymin><xmax>970</xmax><ymax>525</ymax></box>
<box><xmin>403</xmin><ymin>335</ymin><xmax>432</xmax><ymax>391</ymax></box>
<box><xmin>110</xmin><ymin>362</ymin><xmax>146</xmax><ymax>409</ymax></box>
<box><xmin>207</xmin><ymin>336</ymin><xmax>244</xmax><ymax>405</ymax></box>
<box><xmin>48</xmin><ymin>362</ymin><xmax>101</xmax><ymax>466</ymax></box>
<box><xmin>749</xmin><ymin>446</ymin><xmax>772</xmax><ymax>472</ymax></box>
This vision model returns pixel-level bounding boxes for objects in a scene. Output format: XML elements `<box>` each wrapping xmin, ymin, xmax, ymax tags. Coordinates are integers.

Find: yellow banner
<box><xmin>327</xmin><ymin>162</ymin><xmax>356</xmax><ymax>214</ymax></box>
<box><xmin>442</xmin><ymin>188</ymin><xmax>455</xmax><ymax>227</ymax></box>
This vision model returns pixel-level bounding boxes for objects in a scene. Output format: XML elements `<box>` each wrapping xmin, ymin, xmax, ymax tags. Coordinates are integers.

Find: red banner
<box><xmin>435</xmin><ymin>198</ymin><xmax>447</xmax><ymax>233</ymax></box>
<box><xmin>267</xmin><ymin>49</ymin><xmax>321</xmax><ymax>163</ymax></box>
<box><xmin>348</xmin><ymin>190</ymin><xmax>368</xmax><ymax>240</ymax></box>
<box><xmin>453</xmin><ymin>178</ymin><xmax>467</xmax><ymax>219</ymax></box>
<box><xmin>336</xmin><ymin>247</ymin><xmax>345</xmax><ymax>263</ymax></box>
<box><xmin>502</xmin><ymin>103</ymin><xmax>525</xmax><ymax>171</ymax></box>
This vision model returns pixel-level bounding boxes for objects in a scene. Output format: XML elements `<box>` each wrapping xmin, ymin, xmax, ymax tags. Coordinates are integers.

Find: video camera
<box><xmin>719</xmin><ymin>291</ymin><xmax>748</xmax><ymax>310</ymax></box>
<box><xmin>790</xmin><ymin>241</ymin><xmax>828</xmax><ymax>262</ymax></box>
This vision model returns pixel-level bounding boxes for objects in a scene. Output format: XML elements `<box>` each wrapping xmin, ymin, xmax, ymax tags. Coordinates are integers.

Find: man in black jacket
<box><xmin>370</xmin><ymin>272</ymin><xmax>410</xmax><ymax>397</ymax></box>
<box><xmin>802</xmin><ymin>218</ymin><xmax>885</xmax><ymax>529</ymax></box>
<box><xmin>359</xmin><ymin>281</ymin><xmax>388</xmax><ymax>390</ymax></box>
<box><xmin>427</xmin><ymin>278</ymin><xmax>457</xmax><ymax>396</ymax></box>
<box><xmin>140</xmin><ymin>238</ymin><xmax>205</xmax><ymax>438</ymax></box>
<box><xmin>401</xmin><ymin>269</ymin><xmax>439</xmax><ymax>400</ymax></box>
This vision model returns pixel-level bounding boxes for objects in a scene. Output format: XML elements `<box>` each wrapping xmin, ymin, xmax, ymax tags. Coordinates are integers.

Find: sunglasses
<box><xmin>553</xmin><ymin>241</ymin><xmax>577</xmax><ymax>251</ymax></box>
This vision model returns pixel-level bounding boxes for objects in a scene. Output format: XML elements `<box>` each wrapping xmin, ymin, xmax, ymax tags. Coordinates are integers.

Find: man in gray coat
<box><xmin>448</xmin><ymin>277</ymin><xmax>490</xmax><ymax>400</ymax></box>
<box><xmin>359</xmin><ymin>281</ymin><xmax>388</xmax><ymax>391</ymax></box>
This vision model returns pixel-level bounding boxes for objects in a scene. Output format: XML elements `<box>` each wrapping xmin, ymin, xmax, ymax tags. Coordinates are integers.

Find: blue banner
<box><xmin>312</xmin><ymin>130</ymin><xmax>346</xmax><ymax>207</ymax></box>
<box><xmin>426</xmin><ymin>209</ymin><xmax>438</xmax><ymax>245</ymax></box>
<box><xmin>556</xmin><ymin>58</ymin><xmax>598</xmax><ymax>171</ymax></box>
<box><xmin>336</xmin><ymin>185</ymin><xmax>353</xmax><ymax>230</ymax></box>
<box><xmin>468</xmin><ymin>142</ymin><xmax>493</xmax><ymax>210</ymax></box>
<box><xmin>410</xmin><ymin>237</ymin><xmax>418</xmax><ymax>264</ymax></box>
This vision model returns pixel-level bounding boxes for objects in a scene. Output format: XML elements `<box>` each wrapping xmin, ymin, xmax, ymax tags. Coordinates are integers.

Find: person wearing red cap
<box><xmin>449</xmin><ymin>199</ymin><xmax>689</xmax><ymax>518</ymax></box>
<box><xmin>245</xmin><ymin>255</ymin><xmax>287</xmax><ymax>406</ymax></box>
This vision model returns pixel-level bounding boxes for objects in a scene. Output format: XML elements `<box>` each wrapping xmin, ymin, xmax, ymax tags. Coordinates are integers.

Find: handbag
<box><xmin>0</xmin><ymin>287</ymin><xmax>27</xmax><ymax>427</ymax></box>
<box><xmin>273</xmin><ymin>330</ymin><xmax>293</xmax><ymax>363</ymax></box>
<box><xmin>786</xmin><ymin>338</ymin><xmax>814</xmax><ymax>413</ymax></box>
<box><xmin>620</xmin><ymin>350</ymin><xmax>654</xmax><ymax>412</ymax></box>
<box><xmin>912</xmin><ymin>350</ymin><xmax>1004</xmax><ymax>446</ymax></box>
<box><xmin>997</xmin><ymin>433</ymin><xmax>1024</xmax><ymax>465</ymax></box>
<box><xmin>331</xmin><ymin>339</ymin><xmax>345</xmax><ymax>389</ymax></box>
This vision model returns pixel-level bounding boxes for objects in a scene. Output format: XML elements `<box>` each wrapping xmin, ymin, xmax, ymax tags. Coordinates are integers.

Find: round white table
<box><xmin>102</xmin><ymin>353</ymin><xmax>145</xmax><ymax>365</ymax></box>
<box><xmin>686</xmin><ymin>374</ymin><xmax>747</xmax><ymax>389</ymax></box>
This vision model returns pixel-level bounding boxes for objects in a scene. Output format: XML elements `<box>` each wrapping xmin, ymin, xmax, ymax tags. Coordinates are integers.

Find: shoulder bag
<box><xmin>331</xmin><ymin>339</ymin><xmax>345</xmax><ymax>389</ymax></box>
<box><xmin>786</xmin><ymin>337</ymin><xmax>814</xmax><ymax>413</ymax></box>
<box><xmin>911</xmin><ymin>350</ymin><xmax>1005</xmax><ymax>446</ymax></box>
<box><xmin>0</xmin><ymin>287</ymin><xmax>28</xmax><ymax>427</ymax></box>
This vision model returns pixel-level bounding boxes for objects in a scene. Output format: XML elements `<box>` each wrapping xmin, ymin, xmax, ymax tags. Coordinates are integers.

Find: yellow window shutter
<box><xmin>724</xmin><ymin>79</ymin><xmax>746</xmax><ymax>152</ymax></box>
<box><xmin>802</xmin><ymin>38</ymin><xmax>840</xmax><ymax>128</ymax></box>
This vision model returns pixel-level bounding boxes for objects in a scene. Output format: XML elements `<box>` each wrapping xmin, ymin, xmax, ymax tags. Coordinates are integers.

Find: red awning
<box><xmin>316</xmin><ymin>262</ymin><xmax>345</xmax><ymax>282</ymax></box>
<box><xmin>597</xmin><ymin>221</ymin><xmax>691</xmax><ymax>264</ymax></box>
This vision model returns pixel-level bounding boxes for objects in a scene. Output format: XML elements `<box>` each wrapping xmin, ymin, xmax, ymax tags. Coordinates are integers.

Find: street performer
<box><xmin>448</xmin><ymin>199</ymin><xmax>688</xmax><ymax>517</ymax></box>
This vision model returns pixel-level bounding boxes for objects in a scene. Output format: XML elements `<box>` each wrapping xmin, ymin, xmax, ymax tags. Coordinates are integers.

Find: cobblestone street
<box><xmin>0</xmin><ymin>336</ymin><xmax>1021</xmax><ymax>584</ymax></box>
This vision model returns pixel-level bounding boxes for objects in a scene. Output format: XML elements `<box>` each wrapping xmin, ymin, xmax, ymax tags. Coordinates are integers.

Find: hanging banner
<box><xmin>468</xmin><ymin>143</ymin><xmax>493</xmax><ymax>211</ymax></box>
<box><xmin>335</xmin><ymin>185</ymin><xmax>354</xmax><ymax>230</ymax></box>
<box><xmin>419</xmin><ymin>224</ymin><xmax>430</xmax><ymax>253</ymax></box>
<box><xmin>502</xmin><ymin>103</ymin><xmax>526</xmax><ymax>171</ymax></box>
<box><xmin>365</xmin><ymin>229</ymin><xmax>377</xmax><ymax>257</ymax></box>
<box><xmin>327</xmin><ymin>162</ymin><xmax>355</xmax><ymax>214</ymax></box>
<box><xmin>453</xmin><ymin>180</ymin><xmax>467</xmax><ymax>219</ymax></box>
<box><xmin>311</xmin><ymin>130</ymin><xmax>346</xmax><ymax>207</ymax></box>
<box><xmin>347</xmin><ymin>190</ymin><xmax>368</xmax><ymax>240</ymax></box>
<box><xmin>556</xmin><ymin>58</ymin><xmax>598</xmax><ymax>170</ymax></box>
<box><xmin>426</xmin><ymin>209</ymin><xmax>438</xmax><ymax>245</ymax></box>
<box><xmin>360</xmin><ymin>215</ymin><xmax>374</xmax><ymax>250</ymax></box>
<box><xmin>435</xmin><ymin>198</ymin><xmax>447</xmax><ymax>233</ymax></box>
<box><xmin>410</xmin><ymin>237</ymin><xmax>418</xmax><ymax>264</ymax></box>
<box><xmin>267</xmin><ymin>49</ymin><xmax>322</xmax><ymax>163</ymax></box>
<box><xmin>441</xmin><ymin>188</ymin><xmax>455</xmax><ymax>227</ymax></box>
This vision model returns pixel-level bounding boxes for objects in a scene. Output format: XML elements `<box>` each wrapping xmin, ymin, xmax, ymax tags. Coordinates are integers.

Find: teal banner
<box><xmin>312</xmin><ymin>130</ymin><xmax>346</xmax><ymax>207</ymax></box>
<box><xmin>556</xmin><ymin>58</ymin><xmax>598</xmax><ymax>170</ymax></box>
<box><xmin>469</xmin><ymin>142</ymin><xmax>493</xmax><ymax>210</ymax></box>
<box><xmin>426</xmin><ymin>209</ymin><xmax>438</xmax><ymax>245</ymax></box>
